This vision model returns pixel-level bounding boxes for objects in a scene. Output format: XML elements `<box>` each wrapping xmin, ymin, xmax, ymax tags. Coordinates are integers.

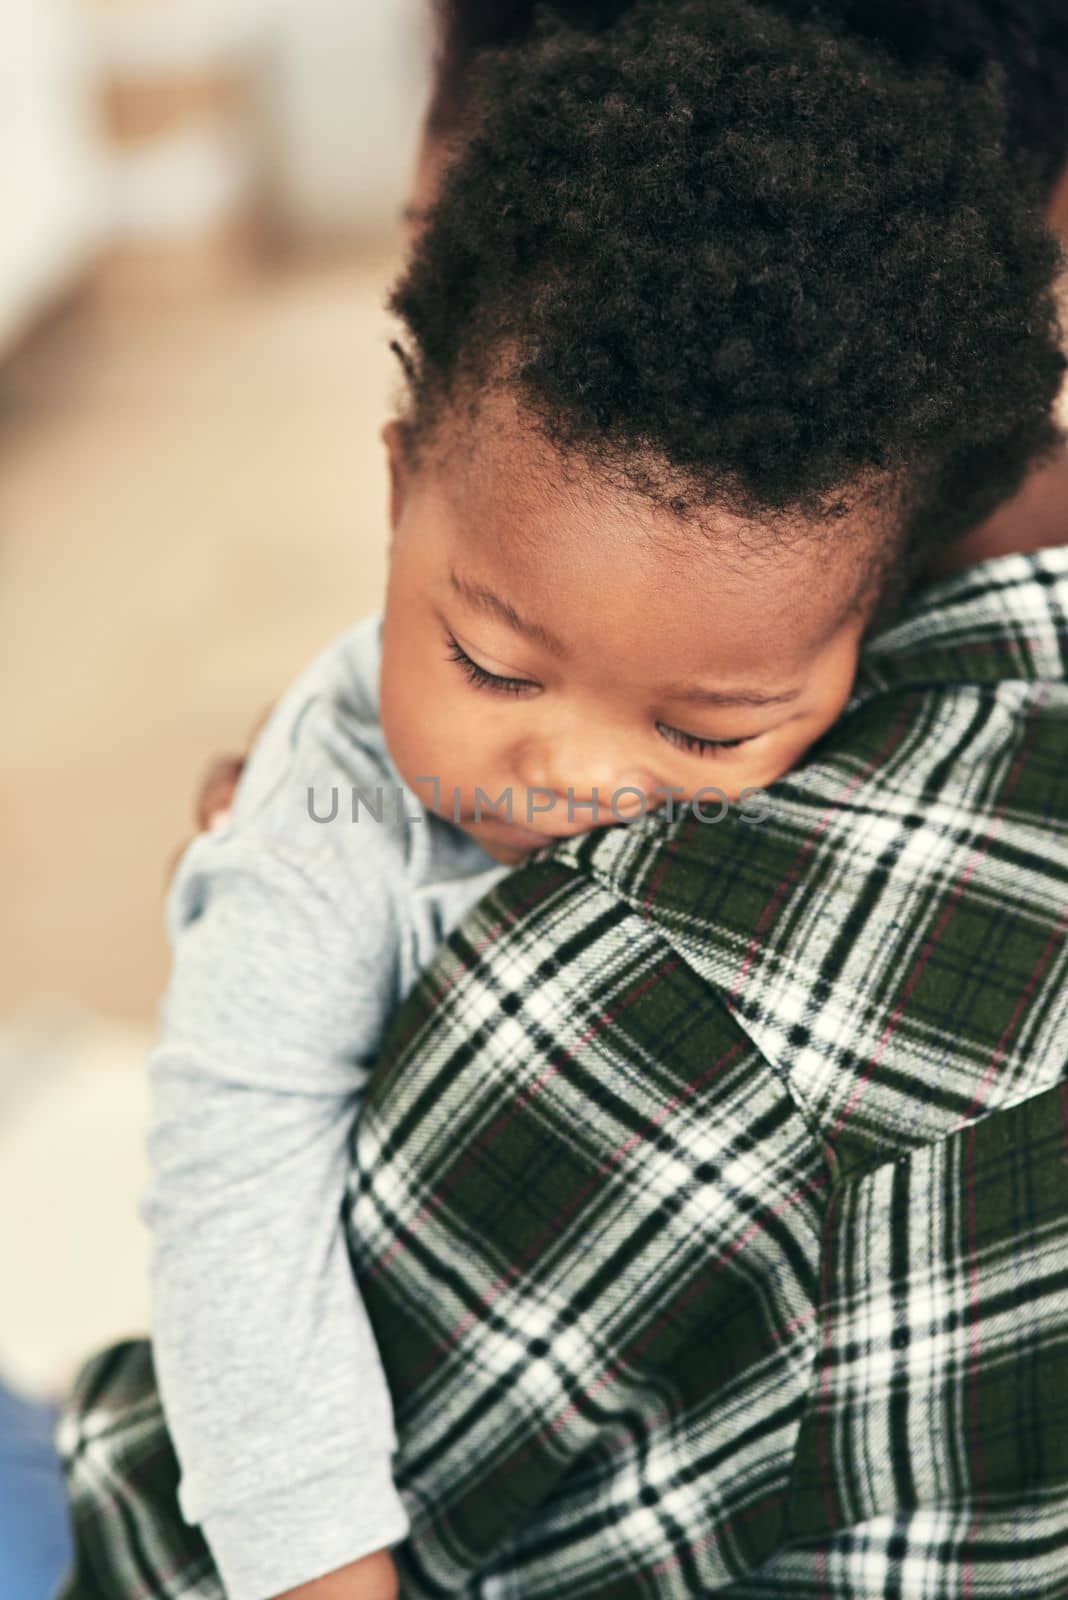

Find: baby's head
<box><xmin>380</xmin><ymin>0</ymin><xmax>1065</xmax><ymax>864</ymax></box>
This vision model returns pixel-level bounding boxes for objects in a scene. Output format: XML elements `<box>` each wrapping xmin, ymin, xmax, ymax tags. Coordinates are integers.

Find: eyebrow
<box><xmin>449</xmin><ymin>570</ymin><xmax>567</xmax><ymax>655</ymax></box>
<box><xmin>663</xmin><ymin>682</ymin><xmax>802</xmax><ymax>709</ymax></box>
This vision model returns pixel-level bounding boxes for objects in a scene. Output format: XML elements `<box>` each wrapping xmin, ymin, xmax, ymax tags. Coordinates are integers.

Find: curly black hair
<box><xmin>428</xmin><ymin>1</ymin><xmax>631</xmax><ymax>131</ymax></box>
<box><xmin>395</xmin><ymin>0</ymin><xmax>1064</xmax><ymax>585</ymax></box>
<box><xmin>429</xmin><ymin>0</ymin><xmax>1068</xmax><ymax>186</ymax></box>
<box><xmin>774</xmin><ymin>0</ymin><xmax>1068</xmax><ymax>191</ymax></box>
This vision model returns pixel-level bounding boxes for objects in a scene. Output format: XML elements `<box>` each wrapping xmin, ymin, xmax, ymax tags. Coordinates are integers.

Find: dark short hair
<box><xmin>429</xmin><ymin>0</ymin><xmax>1068</xmax><ymax>188</ymax></box>
<box><xmin>428</xmin><ymin>2</ymin><xmax>630</xmax><ymax>132</ymax></box>
<box><xmin>780</xmin><ymin>0</ymin><xmax>1068</xmax><ymax>192</ymax></box>
<box><xmin>396</xmin><ymin>0</ymin><xmax>1064</xmax><ymax>588</ymax></box>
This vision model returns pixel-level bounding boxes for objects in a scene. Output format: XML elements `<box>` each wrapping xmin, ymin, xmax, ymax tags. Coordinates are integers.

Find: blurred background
<box><xmin>0</xmin><ymin>0</ymin><xmax>431</xmax><ymax>1396</ymax></box>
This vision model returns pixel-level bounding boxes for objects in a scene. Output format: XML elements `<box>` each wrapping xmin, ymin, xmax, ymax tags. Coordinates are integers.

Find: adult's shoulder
<box><xmin>347</xmin><ymin>848</ymin><xmax>830</xmax><ymax>1596</ymax></box>
<box><xmin>540</xmin><ymin>659</ymin><xmax>1068</xmax><ymax>1175</ymax></box>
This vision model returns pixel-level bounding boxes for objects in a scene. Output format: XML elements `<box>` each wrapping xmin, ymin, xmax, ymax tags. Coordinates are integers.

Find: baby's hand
<box><xmin>196</xmin><ymin>753</ymin><xmax>246</xmax><ymax>833</ymax></box>
<box><xmin>194</xmin><ymin>706</ymin><xmax>274</xmax><ymax>834</ymax></box>
<box><xmin>271</xmin><ymin>1547</ymin><xmax>399</xmax><ymax>1600</ymax></box>
<box><xmin>165</xmin><ymin>706</ymin><xmax>276</xmax><ymax>891</ymax></box>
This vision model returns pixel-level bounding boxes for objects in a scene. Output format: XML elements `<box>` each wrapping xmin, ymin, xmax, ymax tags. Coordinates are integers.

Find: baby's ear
<box><xmin>381</xmin><ymin>421</ymin><xmax>410</xmax><ymax>539</ymax></box>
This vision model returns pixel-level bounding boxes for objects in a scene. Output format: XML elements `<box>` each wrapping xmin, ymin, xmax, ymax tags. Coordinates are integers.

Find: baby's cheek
<box><xmin>392</xmin><ymin>695</ymin><xmax>497</xmax><ymax>817</ymax></box>
<box><xmin>734</xmin><ymin>719</ymin><xmax>831</xmax><ymax>794</ymax></box>
<box><xmin>424</xmin><ymin>705</ymin><xmax>484</xmax><ymax>796</ymax></box>
<box><xmin>777</xmin><ymin>704</ymin><xmax>846</xmax><ymax>772</ymax></box>
<box><xmin>381</xmin><ymin>675</ymin><xmax>440</xmax><ymax>796</ymax></box>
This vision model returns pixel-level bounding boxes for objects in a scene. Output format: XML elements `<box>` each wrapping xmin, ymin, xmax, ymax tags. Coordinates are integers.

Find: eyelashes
<box><xmin>655</xmin><ymin>722</ymin><xmax>750</xmax><ymax>755</ymax></box>
<box><xmin>445</xmin><ymin>630</ymin><xmax>756</xmax><ymax>754</ymax></box>
<box><xmin>445</xmin><ymin>634</ymin><xmax>534</xmax><ymax>696</ymax></box>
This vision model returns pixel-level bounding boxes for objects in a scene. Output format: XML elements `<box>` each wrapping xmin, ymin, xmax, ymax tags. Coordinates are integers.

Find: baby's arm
<box><xmin>144</xmin><ymin>818</ymin><xmax>409</xmax><ymax>1600</ymax></box>
<box><xmin>275</xmin><ymin>1550</ymin><xmax>398</xmax><ymax>1600</ymax></box>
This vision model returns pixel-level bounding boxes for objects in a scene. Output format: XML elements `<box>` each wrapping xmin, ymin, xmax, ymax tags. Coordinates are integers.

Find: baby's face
<box><xmin>379</xmin><ymin>401</ymin><xmax>877</xmax><ymax>865</ymax></box>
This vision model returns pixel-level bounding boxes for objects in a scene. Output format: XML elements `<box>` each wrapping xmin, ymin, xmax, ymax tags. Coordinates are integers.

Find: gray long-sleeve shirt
<box><xmin>141</xmin><ymin>614</ymin><xmax>510</xmax><ymax>1600</ymax></box>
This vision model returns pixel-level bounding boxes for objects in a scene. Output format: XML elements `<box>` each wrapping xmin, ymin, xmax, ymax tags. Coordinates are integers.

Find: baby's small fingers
<box><xmin>196</xmin><ymin>756</ymin><xmax>245</xmax><ymax>832</ymax></box>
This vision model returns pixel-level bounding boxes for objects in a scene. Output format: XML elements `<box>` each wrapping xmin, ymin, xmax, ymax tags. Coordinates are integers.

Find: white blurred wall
<box><xmin>89</xmin><ymin>0</ymin><xmax>430</xmax><ymax>245</ymax></box>
<box><xmin>0</xmin><ymin>0</ymin><xmax>100</xmax><ymax>352</ymax></box>
<box><xmin>268</xmin><ymin>0</ymin><xmax>430</xmax><ymax>237</ymax></box>
<box><xmin>0</xmin><ymin>0</ymin><xmax>431</xmax><ymax>346</ymax></box>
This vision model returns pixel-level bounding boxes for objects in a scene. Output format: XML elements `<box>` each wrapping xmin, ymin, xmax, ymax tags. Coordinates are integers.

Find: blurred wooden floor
<box><xmin>0</xmin><ymin>250</ymin><xmax>402</xmax><ymax>1027</ymax></box>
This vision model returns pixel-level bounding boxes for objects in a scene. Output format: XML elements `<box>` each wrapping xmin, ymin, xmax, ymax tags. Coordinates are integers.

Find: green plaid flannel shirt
<box><xmin>56</xmin><ymin>548</ymin><xmax>1068</xmax><ymax>1599</ymax></box>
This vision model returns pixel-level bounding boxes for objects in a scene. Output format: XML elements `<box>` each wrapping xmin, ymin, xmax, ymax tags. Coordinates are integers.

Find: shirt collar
<box><xmin>847</xmin><ymin>544</ymin><xmax>1068</xmax><ymax>711</ymax></box>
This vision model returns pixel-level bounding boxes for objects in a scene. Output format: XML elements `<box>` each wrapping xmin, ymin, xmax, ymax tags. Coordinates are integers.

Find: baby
<box><xmin>141</xmin><ymin>5</ymin><xmax>1065</xmax><ymax>1600</ymax></box>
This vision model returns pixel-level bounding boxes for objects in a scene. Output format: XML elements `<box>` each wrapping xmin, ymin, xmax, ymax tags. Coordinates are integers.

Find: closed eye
<box><xmin>446</xmin><ymin>633</ymin><xmax>537</xmax><ymax>697</ymax></box>
<box><xmin>657</xmin><ymin>721</ymin><xmax>754</xmax><ymax>756</ymax></box>
<box><xmin>446</xmin><ymin>632</ymin><xmax>761</xmax><ymax>746</ymax></box>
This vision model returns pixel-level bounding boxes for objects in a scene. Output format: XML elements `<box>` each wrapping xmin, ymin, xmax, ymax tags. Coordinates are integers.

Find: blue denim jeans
<box><xmin>0</xmin><ymin>1376</ymin><xmax>73</xmax><ymax>1597</ymax></box>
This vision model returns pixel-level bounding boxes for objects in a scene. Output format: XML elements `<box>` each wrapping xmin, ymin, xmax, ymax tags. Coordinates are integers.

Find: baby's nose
<box><xmin>523</xmin><ymin>762</ymin><xmax>660</xmax><ymax>823</ymax></box>
<box><xmin>512</xmin><ymin>723</ymin><xmax>660</xmax><ymax>812</ymax></box>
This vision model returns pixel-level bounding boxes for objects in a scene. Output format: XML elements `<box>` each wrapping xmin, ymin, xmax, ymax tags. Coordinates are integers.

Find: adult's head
<box><xmin>377</xmin><ymin>0</ymin><xmax>1064</xmax><ymax>860</ymax></box>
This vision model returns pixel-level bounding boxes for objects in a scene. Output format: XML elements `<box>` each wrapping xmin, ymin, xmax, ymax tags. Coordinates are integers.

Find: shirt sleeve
<box><xmin>141</xmin><ymin>817</ymin><xmax>410</xmax><ymax>1600</ymax></box>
